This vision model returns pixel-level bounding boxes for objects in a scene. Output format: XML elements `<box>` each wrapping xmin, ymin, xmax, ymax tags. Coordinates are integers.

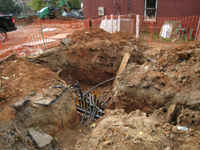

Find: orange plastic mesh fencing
<box><xmin>91</xmin><ymin>14</ymin><xmax>136</xmax><ymax>35</ymax></box>
<box><xmin>91</xmin><ymin>14</ymin><xmax>200</xmax><ymax>44</ymax></box>
<box><xmin>0</xmin><ymin>19</ymin><xmax>87</xmax><ymax>60</ymax></box>
<box><xmin>139</xmin><ymin>15</ymin><xmax>199</xmax><ymax>44</ymax></box>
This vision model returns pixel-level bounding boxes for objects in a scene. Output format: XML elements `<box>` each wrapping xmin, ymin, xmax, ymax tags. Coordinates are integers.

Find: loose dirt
<box><xmin>0</xmin><ymin>27</ymin><xmax>200</xmax><ymax>149</ymax></box>
<box><xmin>14</xmin><ymin>15</ymin><xmax>80</xmax><ymax>26</ymax></box>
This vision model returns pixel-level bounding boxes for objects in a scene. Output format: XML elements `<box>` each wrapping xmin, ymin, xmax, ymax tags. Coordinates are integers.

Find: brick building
<box><xmin>83</xmin><ymin>0</ymin><xmax>200</xmax><ymax>19</ymax></box>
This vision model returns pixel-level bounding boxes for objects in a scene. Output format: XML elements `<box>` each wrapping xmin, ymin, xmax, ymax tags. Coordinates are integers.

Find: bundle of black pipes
<box><xmin>72</xmin><ymin>77</ymin><xmax>116</xmax><ymax>125</ymax></box>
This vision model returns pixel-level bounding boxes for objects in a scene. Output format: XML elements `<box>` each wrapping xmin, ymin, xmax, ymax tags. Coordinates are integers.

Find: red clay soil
<box><xmin>0</xmin><ymin>26</ymin><xmax>200</xmax><ymax>149</ymax></box>
<box><xmin>0</xmin><ymin>56</ymin><xmax>66</xmax><ymax>122</ymax></box>
<box><xmin>0</xmin><ymin>55</ymin><xmax>84</xmax><ymax>149</ymax></box>
<box><xmin>14</xmin><ymin>15</ymin><xmax>39</xmax><ymax>26</ymax></box>
<box><xmin>14</xmin><ymin>15</ymin><xmax>80</xmax><ymax>26</ymax></box>
<box><xmin>69</xmin><ymin>27</ymin><xmax>135</xmax><ymax>44</ymax></box>
<box><xmin>59</xmin><ymin>27</ymin><xmax>145</xmax><ymax>85</ymax></box>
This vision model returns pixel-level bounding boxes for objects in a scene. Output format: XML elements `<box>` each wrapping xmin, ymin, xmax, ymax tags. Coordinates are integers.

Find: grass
<box><xmin>139</xmin><ymin>32</ymin><xmax>192</xmax><ymax>44</ymax></box>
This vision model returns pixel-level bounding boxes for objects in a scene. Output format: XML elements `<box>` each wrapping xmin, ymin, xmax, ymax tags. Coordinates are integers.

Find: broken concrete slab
<box><xmin>12</xmin><ymin>99</ymin><xmax>31</xmax><ymax>109</ymax></box>
<box><xmin>34</xmin><ymin>98</ymin><xmax>56</xmax><ymax>106</ymax></box>
<box><xmin>33</xmin><ymin>87</ymin><xmax>68</xmax><ymax>106</ymax></box>
<box><xmin>28</xmin><ymin>127</ymin><xmax>53</xmax><ymax>148</ymax></box>
<box><xmin>60</xmin><ymin>38</ymin><xmax>72</xmax><ymax>46</ymax></box>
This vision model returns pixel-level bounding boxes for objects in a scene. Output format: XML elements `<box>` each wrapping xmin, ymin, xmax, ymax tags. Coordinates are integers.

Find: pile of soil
<box><xmin>69</xmin><ymin>27</ymin><xmax>134</xmax><ymax>44</ymax></box>
<box><xmin>108</xmin><ymin>40</ymin><xmax>200</xmax><ymax>114</ymax></box>
<box><xmin>75</xmin><ymin>106</ymin><xmax>200</xmax><ymax>150</ymax></box>
<box><xmin>14</xmin><ymin>15</ymin><xmax>80</xmax><ymax>26</ymax></box>
<box><xmin>36</xmin><ymin>27</ymin><xmax>146</xmax><ymax>86</ymax></box>
<box><xmin>1</xmin><ymin>26</ymin><xmax>200</xmax><ymax>149</ymax></box>
<box><xmin>51</xmin><ymin>16</ymin><xmax>78</xmax><ymax>21</ymax></box>
<box><xmin>14</xmin><ymin>15</ymin><xmax>39</xmax><ymax>26</ymax></box>
<box><xmin>0</xmin><ymin>56</ymin><xmax>80</xmax><ymax>149</ymax></box>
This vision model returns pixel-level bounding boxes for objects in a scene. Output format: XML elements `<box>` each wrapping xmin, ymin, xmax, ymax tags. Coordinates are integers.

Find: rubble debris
<box><xmin>12</xmin><ymin>99</ymin><xmax>31</xmax><ymax>109</ymax></box>
<box><xmin>75</xmin><ymin>109</ymin><xmax>171</xmax><ymax>150</ymax></box>
<box><xmin>1</xmin><ymin>26</ymin><xmax>200</xmax><ymax>149</ymax></box>
<box><xmin>34</xmin><ymin>87</ymin><xmax>68</xmax><ymax>106</ymax></box>
<box><xmin>177</xmin><ymin>126</ymin><xmax>188</xmax><ymax>130</ymax></box>
<box><xmin>60</xmin><ymin>38</ymin><xmax>72</xmax><ymax>46</ymax></box>
<box><xmin>0</xmin><ymin>57</ymin><xmax>79</xmax><ymax>149</ymax></box>
<box><xmin>109</xmin><ymin>40</ymin><xmax>200</xmax><ymax>113</ymax></box>
<box><xmin>75</xmin><ymin>108</ymin><xmax>200</xmax><ymax>150</ymax></box>
<box><xmin>35</xmin><ymin>27</ymin><xmax>145</xmax><ymax>85</ymax></box>
<box><xmin>28</xmin><ymin>127</ymin><xmax>53</xmax><ymax>148</ymax></box>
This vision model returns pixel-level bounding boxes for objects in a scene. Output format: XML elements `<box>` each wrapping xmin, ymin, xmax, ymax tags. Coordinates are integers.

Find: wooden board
<box><xmin>113</xmin><ymin>53</ymin><xmax>130</xmax><ymax>87</ymax></box>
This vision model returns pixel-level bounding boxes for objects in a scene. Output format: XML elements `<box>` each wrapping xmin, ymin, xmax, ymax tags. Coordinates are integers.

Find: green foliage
<box><xmin>24</xmin><ymin>5</ymin><xmax>31</xmax><ymax>12</ymax></box>
<box><xmin>68</xmin><ymin>0</ymin><xmax>81</xmax><ymax>9</ymax></box>
<box><xmin>29</xmin><ymin>0</ymin><xmax>45</xmax><ymax>11</ymax></box>
<box><xmin>29</xmin><ymin>0</ymin><xmax>81</xmax><ymax>12</ymax></box>
<box><xmin>0</xmin><ymin>0</ymin><xmax>20</xmax><ymax>14</ymax></box>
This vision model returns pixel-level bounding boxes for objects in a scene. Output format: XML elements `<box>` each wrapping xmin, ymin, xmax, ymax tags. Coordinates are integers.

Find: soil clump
<box><xmin>108</xmin><ymin>40</ymin><xmax>200</xmax><ymax>114</ymax></box>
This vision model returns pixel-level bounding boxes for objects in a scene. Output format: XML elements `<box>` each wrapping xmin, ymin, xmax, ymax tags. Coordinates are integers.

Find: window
<box><xmin>144</xmin><ymin>0</ymin><xmax>158</xmax><ymax>20</ymax></box>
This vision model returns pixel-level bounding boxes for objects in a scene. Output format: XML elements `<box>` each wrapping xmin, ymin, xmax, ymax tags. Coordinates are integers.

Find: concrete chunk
<box><xmin>28</xmin><ymin>127</ymin><xmax>53</xmax><ymax>148</ymax></box>
<box><xmin>60</xmin><ymin>38</ymin><xmax>72</xmax><ymax>46</ymax></box>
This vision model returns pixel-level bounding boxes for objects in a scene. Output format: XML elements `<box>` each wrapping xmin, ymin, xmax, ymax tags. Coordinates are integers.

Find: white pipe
<box><xmin>118</xmin><ymin>15</ymin><xmax>120</xmax><ymax>31</ymax></box>
<box><xmin>111</xmin><ymin>14</ymin><xmax>113</xmax><ymax>33</ymax></box>
<box><xmin>136</xmin><ymin>15</ymin><xmax>140</xmax><ymax>38</ymax></box>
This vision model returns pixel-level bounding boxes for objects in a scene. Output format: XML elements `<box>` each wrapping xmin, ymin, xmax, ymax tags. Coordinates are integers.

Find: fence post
<box><xmin>118</xmin><ymin>15</ymin><xmax>120</xmax><ymax>31</ymax></box>
<box><xmin>136</xmin><ymin>15</ymin><xmax>140</xmax><ymax>38</ymax></box>
<box><xmin>195</xmin><ymin>17</ymin><xmax>200</xmax><ymax>41</ymax></box>
<box><xmin>105</xmin><ymin>15</ymin><xmax>108</xmax><ymax>32</ymax></box>
<box><xmin>39</xmin><ymin>18</ymin><xmax>46</xmax><ymax>50</ymax></box>
<box><xmin>111</xmin><ymin>14</ymin><xmax>113</xmax><ymax>33</ymax></box>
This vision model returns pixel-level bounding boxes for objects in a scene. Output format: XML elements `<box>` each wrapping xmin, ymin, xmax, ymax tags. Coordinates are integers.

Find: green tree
<box><xmin>24</xmin><ymin>5</ymin><xmax>31</xmax><ymax>12</ymax></box>
<box><xmin>29</xmin><ymin>0</ymin><xmax>45</xmax><ymax>11</ymax></box>
<box><xmin>0</xmin><ymin>0</ymin><xmax>20</xmax><ymax>14</ymax></box>
<box><xmin>29</xmin><ymin>0</ymin><xmax>81</xmax><ymax>11</ymax></box>
<box><xmin>68</xmin><ymin>0</ymin><xmax>81</xmax><ymax>9</ymax></box>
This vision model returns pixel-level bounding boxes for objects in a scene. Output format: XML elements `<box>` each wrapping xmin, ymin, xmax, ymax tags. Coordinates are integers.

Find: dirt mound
<box><xmin>75</xmin><ymin>108</ymin><xmax>200</xmax><ymax>150</ymax></box>
<box><xmin>51</xmin><ymin>16</ymin><xmax>78</xmax><ymax>21</ymax></box>
<box><xmin>14</xmin><ymin>15</ymin><xmax>38</xmax><ymax>26</ymax></box>
<box><xmin>108</xmin><ymin>40</ymin><xmax>200</xmax><ymax>114</ymax></box>
<box><xmin>69</xmin><ymin>27</ymin><xmax>135</xmax><ymax>44</ymax></box>
<box><xmin>34</xmin><ymin>28</ymin><xmax>145</xmax><ymax>85</ymax></box>
<box><xmin>0</xmin><ymin>56</ymin><xmax>80</xmax><ymax>149</ymax></box>
<box><xmin>14</xmin><ymin>15</ymin><xmax>80</xmax><ymax>26</ymax></box>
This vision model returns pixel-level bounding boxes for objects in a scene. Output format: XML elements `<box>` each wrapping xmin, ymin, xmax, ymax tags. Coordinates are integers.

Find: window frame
<box><xmin>144</xmin><ymin>0</ymin><xmax>158</xmax><ymax>21</ymax></box>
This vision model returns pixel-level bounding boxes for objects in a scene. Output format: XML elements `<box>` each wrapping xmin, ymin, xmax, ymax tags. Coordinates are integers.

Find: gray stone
<box><xmin>12</xmin><ymin>99</ymin><xmax>31</xmax><ymax>109</ymax></box>
<box><xmin>28</xmin><ymin>127</ymin><xmax>53</xmax><ymax>148</ymax></box>
<box><xmin>60</xmin><ymin>38</ymin><xmax>72</xmax><ymax>46</ymax></box>
<box><xmin>34</xmin><ymin>98</ymin><xmax>55</xmax><ymax>106</ymax></box>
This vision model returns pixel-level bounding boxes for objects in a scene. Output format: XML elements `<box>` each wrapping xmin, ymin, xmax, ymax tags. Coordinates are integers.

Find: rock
<box><xmin>28</xmin><ymin>127</ymin><xmax>53</xmax><ymax>148</ymax></box>
<box><xmin>12</xmin><ymin>99</ymin><xmax>31</xmax><ymax>109</ymax></box>
<box><xmin>60</xmin><ymin>38</ymin><xmax>72</xmax><ymax>46</ymax></box>
<box><xmin>34</xmin><ymin>98</ymin><xmax>56</xmax><ymax>106</ymax></box>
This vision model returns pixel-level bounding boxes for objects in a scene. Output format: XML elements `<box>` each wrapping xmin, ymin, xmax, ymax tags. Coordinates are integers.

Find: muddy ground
<box><xmin>0</xmin><ymin>27</ymin><xmax>200</xmax><ymax>149</ymax></box>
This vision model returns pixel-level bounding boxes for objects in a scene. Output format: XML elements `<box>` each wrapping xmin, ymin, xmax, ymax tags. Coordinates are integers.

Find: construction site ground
<box><xmin>0</xmin><ymin>17</ymin><xmax>200</xmax><ymax>150</ymax></box>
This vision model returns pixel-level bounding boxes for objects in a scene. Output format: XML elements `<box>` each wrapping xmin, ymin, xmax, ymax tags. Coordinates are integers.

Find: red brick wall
<box><xmin>128</xmin><ymin>0</ymin><xmax>144</xmax><ymax>15</ymax></box>
<box><xmin>157</xmin><ymin>0</ymin><xmax>200</xmax><ymax>17</ymax></box>
<box><xmin>83</xmin><ymin>0</ymin><xmax>128</xmax><ymax>19</ymax></box>
<box><xmin>83</xmin><ymin>0</ymin><xmax>200</xmax><ymax>20</ymax></box>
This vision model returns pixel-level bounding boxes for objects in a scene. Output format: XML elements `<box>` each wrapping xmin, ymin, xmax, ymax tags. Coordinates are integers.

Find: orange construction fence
<box><xmin>91</xmin><ymin>14</ymin><xmax>200</xmax><ymax>44</ymax></box>
<box><xmin>0</xmin><ymin>19</ymin><xmax>88</xmax><ymax>60</ymax></box>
